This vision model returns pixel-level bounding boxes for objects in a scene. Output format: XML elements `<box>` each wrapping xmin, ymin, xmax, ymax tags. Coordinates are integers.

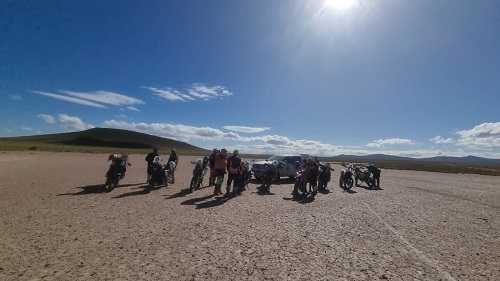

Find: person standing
<box><xmin>168</xmin><ymin>149</ymin><xmax>179</xmax><ymax>184</ymax></box>
<box><xmin>213</xmin><ymin>148</ymin><xmax>228</xmax><ymax>195</ymax></box>
<box><xmin>145</xmin><ymin>148</ymin><xmax>159</xmax><ymax>183</ymax></box>
<box><xmin>225</xmin><ymin>150</ymin><xmax>242</xmax><ymax>197</ymax></box>
<box><xmin>208</xmin><ymin>148</ymin><xmax>218</xmax><ymax>186</ymax></box>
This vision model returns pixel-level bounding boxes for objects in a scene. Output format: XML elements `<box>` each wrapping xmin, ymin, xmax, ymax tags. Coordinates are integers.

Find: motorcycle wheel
<box><xmin>189</xmin><ymin>177</ymin><xmax>197</xmax><ymax>192</ymax></box>
<box><xmin>345</xmin><ymin>177</ymin><xmax>354</xmax><ymax>189</ymax></box>
<box><xmin>165</xmin><ymin>172</ymin><xmax>170</xmax><ymax>187</ymax></box>
<box><xmin>148</xmin><ymin>177</ymin><xmax>155</xmax><ymax>188</ymax></box>
<box><xmin>293</xmin><ymin>181</ymin><xmax>306</xmax><ymax>197</ymax></box>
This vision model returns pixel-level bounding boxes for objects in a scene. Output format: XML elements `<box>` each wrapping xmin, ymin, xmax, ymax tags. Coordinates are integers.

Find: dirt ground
<box><xmin>0</xmin><ymin>151</ymin><xmax>499</xmax><ymax>281</ymax></box>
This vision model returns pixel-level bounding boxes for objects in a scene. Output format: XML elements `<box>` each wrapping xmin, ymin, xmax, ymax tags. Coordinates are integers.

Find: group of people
<box><xmin>109</xmin><ymin>148</ymin><xmax>380</xmax><ymax>194</ymax></box>
<box><xmin>145</xmin><ymin>148</ymin><xmax>179</xmax><ymax>184</ymax></box>
<box><xmin>207</xmin><ymin>148</ymin><xmax>250</xmax><ymax>198</ymax></box>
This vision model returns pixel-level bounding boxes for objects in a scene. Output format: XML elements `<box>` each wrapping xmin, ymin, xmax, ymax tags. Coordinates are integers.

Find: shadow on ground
<box><xmin>56</xmin><ymin>183</ymin><xmax>139</xmax><ymax>196</ymax></box>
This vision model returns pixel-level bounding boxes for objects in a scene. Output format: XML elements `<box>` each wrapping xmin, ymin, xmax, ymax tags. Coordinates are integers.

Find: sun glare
<box><xmin>324</xmin><ymin>0</ymin><xmax>357</xmax><ymax>11</ymax></box>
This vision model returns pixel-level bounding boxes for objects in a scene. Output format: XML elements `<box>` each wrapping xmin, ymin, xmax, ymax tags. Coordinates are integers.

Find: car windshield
<box><xmin>267</xmin><ymin>155</ymin><xmax>285</xmax><ymax>161</ymax></box>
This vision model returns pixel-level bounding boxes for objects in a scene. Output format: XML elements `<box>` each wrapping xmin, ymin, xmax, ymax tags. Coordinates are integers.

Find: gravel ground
<box><xmin>0</xmin><ymin>151</ymin><xmax>499</xmax><ymax>281</ymax></box>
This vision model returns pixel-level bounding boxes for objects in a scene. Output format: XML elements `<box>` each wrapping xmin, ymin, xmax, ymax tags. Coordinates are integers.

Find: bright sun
<box><xmin>324</xmin><ymin>0</ymin><xmax>357</xmax><ymax>11</ymax></box>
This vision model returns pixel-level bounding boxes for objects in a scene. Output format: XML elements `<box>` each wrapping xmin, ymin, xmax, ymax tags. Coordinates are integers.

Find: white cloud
<box><xmin>144</xmin><ymin>83</ymin><xmax>233</xmax><ymax>102</ymax></box>
<box><xmin>101</xmin><ymin>120</ymin><xmax>225</xmax><ymax>141</ymax></box>
<box><xmin>37</xmin><ymin>114</ymin><xmax>56</xmax><ymax>124</ymax></box>
<box><xmin>32</xmin><ymin>91</ymin><xmax>107</xmax><ymax>108</ymax></box>
<box><xmin>127</xmin><ymin>106</ymin><xmax>140</xmax><ymax>112</ymax></box>
<box><xmin>21</xmin><ymin>127</ymin><xmax>32</xmax><ymax>131</ymax></box>
<box><xmin>10</xmin><ymin>95</ymin><xmax>22</xmax><ymax>101</ymax></box>
<box><xmin>367</xmin><ymin>138</ymin><xmax>415</xmax><ymax>148</ymax></box>
<box><xmin>145</xmin><ymin>87</ymin><xmax>186</xmax><ymax>101</ymax></box>
<box><xmin>430</xmin><ymin>136</ymin><xmax>454</xmax><ymax>144</ymax></box>
<box><xmin>223</xmin><ymin>126</ymin><xmax>270</xmax><ymax>133</ymax></box>
<box><xmin>58</xmin><ymin>114</ymin><xmax>94</xmax><ymax>131</ymax></box>
<box><xmin>60</xmin><ymin>90</ymin><xmax>144</xmax><ymax>106</ymax></box>
<box><xmin>456</xmin><ymin>122</ymin><xmax>500</xmax><ymax>148</ymax></box>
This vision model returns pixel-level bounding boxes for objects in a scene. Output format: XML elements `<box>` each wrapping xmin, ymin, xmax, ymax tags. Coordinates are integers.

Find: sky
<box><xmin>1</xmin><ymin>0</ymin><xmax>500</xmax><ymax>158</ymax></box>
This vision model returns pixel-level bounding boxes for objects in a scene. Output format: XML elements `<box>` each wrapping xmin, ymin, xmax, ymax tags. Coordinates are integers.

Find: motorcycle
<box><xmin>104</xmin><ymin>166</ymin><xmax>124</xmax><ymax>192</ymax></box>
<box><xmin>164</xmin><ymin>161</ymin><xmax>176</xmax><ymax>187</ymax></box>
<box><xmin>292</xmin><ymin>162</ymin><xmax>318</xmax><ymax>198</ymax></box>
<box><xmin>339</xmin><ymin>169</ymin><xmax>354</xmax><ymax>189</ymax></box>
<box><xmin>190</xmin><ymin>158</ymin><xmax>208</xmax><ymax>192</ymax></box>
<box><xmin>239</xmin><ymin>162</ymin><xmax>252</xmax><ymax>191</ymax></box>
<box><xmin>317</xmin><ymin>163</ymin><xmax>334</xmax><ymax>191</ymax></box>
<box><xmin>354</xmin><ymin>167</ymin><xmax>373</xmax><ymax>188</ymax></box>
<box><xmin>104</xmin><ymin>154</ymin><xmax>128</xmax><ymax>192</ymax></box>
<box><xmin>257</xmin><ymin>161</ymin><xmax>283</xmax><ymax>193</ymax></box>
<box><xmin>149</xmin><ymin>156</ymin><xmax>167</xmax><ymax>188</ymax></box>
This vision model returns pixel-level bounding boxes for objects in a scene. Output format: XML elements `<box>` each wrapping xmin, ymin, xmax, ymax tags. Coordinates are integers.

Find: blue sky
<box><xmin>1</xmin><ymin>0</ymin><xmax>499</xmax><ymax>158</ymax></box>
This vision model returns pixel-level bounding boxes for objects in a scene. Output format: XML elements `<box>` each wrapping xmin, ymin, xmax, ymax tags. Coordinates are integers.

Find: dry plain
<box><xmin>0</xmin><ymin>151</ymin><xmax>499</xmax><ymax>281</ymax></box>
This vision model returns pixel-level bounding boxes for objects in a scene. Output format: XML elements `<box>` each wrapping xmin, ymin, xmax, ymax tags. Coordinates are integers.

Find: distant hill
<box><xmin>0</xmin><ymin>128</ymin><xmax>210</xmax><ymax>155</ymax></box>
<box><xmin>331</xmin><ymin>154</ymin><xmax>500</xmax><ymax>165</ymax></box>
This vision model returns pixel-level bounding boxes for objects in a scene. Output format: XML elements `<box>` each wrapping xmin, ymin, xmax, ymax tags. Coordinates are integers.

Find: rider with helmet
<box><xmin>226</xmin><ymin>150</ymin><xmax>243</xmax><ymax>197</ymax></box>
<box><xmin>208</xmin><ymin>148</ymin><xmax>219</xmax><ymax>186</ymax></box>
<box><xmin>213</xmin><ymin>148</ymin><xmax>228</xmax><ymax>195</ymax></box>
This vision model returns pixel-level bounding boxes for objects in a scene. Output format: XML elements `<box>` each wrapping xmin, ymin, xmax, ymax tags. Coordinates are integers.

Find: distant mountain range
<box><xmin>332</xmin><ymin>154</ymin><xmax>500</xmax><ymax>165</ymax></box>
<box><xmin>1</xmin><ymin>128</ymin><xmax>499</xmax><ymax>165</ymax></box>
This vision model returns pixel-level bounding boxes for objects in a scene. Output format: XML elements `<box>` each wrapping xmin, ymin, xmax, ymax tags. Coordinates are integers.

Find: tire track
<box><xmin>365</xmin><ymin>203</ymin><xmax>458</xmax><ymax>281</ymax></box>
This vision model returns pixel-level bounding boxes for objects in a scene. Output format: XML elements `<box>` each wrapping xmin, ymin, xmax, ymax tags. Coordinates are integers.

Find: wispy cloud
<box><xmin>127</xmin><ymin>106</ymin><xmax>140</xmax><ymax>112</ymax></box>
<box><xmin>144</xmin><ymin>83</ymin><xmax>233</xmax><ymax>102</ymax></box>
<box><xmin>367</xmin><ymin>138</ymin><xmax>415</xmax><ymax>148</ymax></box>
<box><xmin>456</xmin><ymin>122</ymin><xmax>500</xmax><ymax>148</ymax></box>
<box><xmin>10</xmin><ymin>95</ymin><xmax>22</xmax><ymax>101</ymax></box>
<box><xmin>223</xmin><ymin>126</ymin><xmax>270</xmax><ymax>133</ymax></box>
<box><xmin>430</xmin><ymin>136</ymin><xmax>454</xmax><ymax>144</ymax></box>
<box><xmin>32</xmin><ymin>91</ymin><xmax>107</xmax><ymax>108</ymax></box>
<box><xmin>21</xmin><ymin>127</ymin><xmax>32</xmax><ymax>131</ymax></box>
<box><xmin>60</xmin><ymin>90</ymin><xmax>144</xmax><ymax>106</ymax></box>
<box><xmin>37</xmin><ymin>114</ymin><xmax>56</xmax><ymax>124</ymax></box>
<box><xmin>58</xmin><ymin>114</ymin><xmax>94</xmax><ymax>131</ymax></box>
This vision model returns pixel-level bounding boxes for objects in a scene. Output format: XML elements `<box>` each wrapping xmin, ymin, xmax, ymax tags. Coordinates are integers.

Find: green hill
<box><xmin>0</xmin><ymin>128</ymin><xmax>210</xmax><ymax>155</ymax></box>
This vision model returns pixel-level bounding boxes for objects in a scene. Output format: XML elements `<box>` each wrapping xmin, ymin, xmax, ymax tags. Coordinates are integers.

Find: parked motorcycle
<box><xmin>339</xmin><ymin>169</ymin><xmax>354</xmax><ymax>189</ymax></box>
<box><xmin>190</xmin><ymin>158</ymin><xmax>208</xmax><ymax>192</ymax></box>
<box><xmin>239</xmin><ymin>162</ymin><xmax>252</xmax><ymax>191</ymax></box>
<box><xmin>164</xmin><ymin>161</ymin><xmax>176</xmax><ymax>187</ymax></box>
<box><xmin>292</xmin><ymin>162</ymin><xmax>318</xmax><ymax>198</ymax></box>
<box><xmin>354</xmin><ymin>167</ymin><xmax>373</xmax><ymax>188</ymax></box>
<box><xmin>149</xmin><ymin>156</ymin><xmax>167</xmax><ymax>188</ymax></box>
<box><xmin>257</xmin><ymin>160</ymin><xmax>283</xmax><ymax>193</ymax></box>
<box><xmin>317</xmin><ymin>163</ymin><xmax>334</xmax><ymax>191</ymax></box>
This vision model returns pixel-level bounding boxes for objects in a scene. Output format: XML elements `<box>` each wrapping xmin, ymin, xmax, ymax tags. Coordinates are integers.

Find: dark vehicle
<box><xmin>317</xmin><ymin>163</ymin><xmax>334</xmax><ymax>191</ymax></box>
<box><xmin>354</xmin><ymin>167</ymin><xmax>373</xmax><ymax>188</ymax></box>
<box><xmin>339</xmin><ymin>169</ymin><xmax>354</xmax><ymax>189</ymax></box>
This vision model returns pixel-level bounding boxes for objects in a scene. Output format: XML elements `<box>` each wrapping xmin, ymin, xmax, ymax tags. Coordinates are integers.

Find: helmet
<box><xmin>293</xmin><ymin>161</ymin><xmax>301</xmax><ymax>169</ymax></box>
<box><xmin>273</xmin><ymin>160</ymin><xmax>278</xmax><ymax>166</ymax></box>
<box><xmin>221</xmin><ymin>148</ymin><xmax>227</xmax><ymax>154</ymax></box>
<box><xmin>213</xmin><ymin>148</ymin><xmax>218</xmax><ymax>153</ymax></box>
<box><xmin>233</xmin><ymin>150</ymin><xmax>239</xmax><ymax>156</ymax></box>
<box><xmin>108</xmin><ymin>154</ymin><xmax>117</xmax><ymax>161</ymax></box>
